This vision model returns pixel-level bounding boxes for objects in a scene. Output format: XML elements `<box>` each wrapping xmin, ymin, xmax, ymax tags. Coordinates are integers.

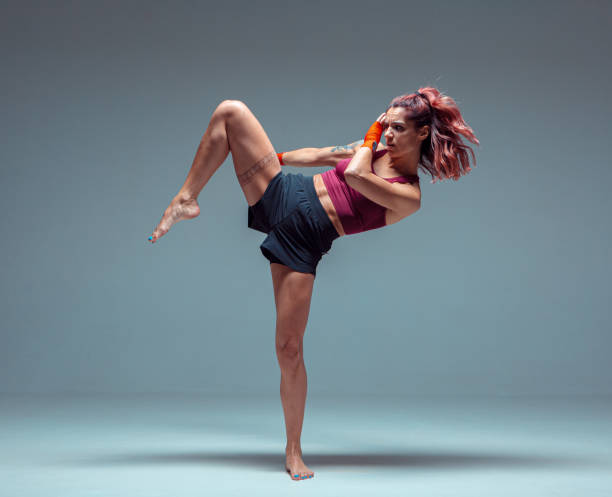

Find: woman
<box><xmin>147</xmin><ymin>88</ymin><xmax>479</xmax><ymax>481</ymax></box>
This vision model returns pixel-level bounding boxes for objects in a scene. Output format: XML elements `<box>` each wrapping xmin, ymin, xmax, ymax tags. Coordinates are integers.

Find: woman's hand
<box><xmin>359</xmin><ymin>114</ymin><xmax>387</xmax><ymax>153</ymax></box>
<box><xmin>376</xmin><ymin>112</ymin><xmax>388</xmax><ymax>127</ymax></box>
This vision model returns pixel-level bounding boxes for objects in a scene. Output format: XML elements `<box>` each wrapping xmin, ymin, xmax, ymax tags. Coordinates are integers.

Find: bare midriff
<box><xmin>313</xmin><ymin>173</ymin><xmax>346</xmax><ymax>238</ymax></box>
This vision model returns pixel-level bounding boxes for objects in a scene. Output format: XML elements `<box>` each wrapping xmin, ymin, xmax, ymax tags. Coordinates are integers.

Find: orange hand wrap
<box><xmin>361</xmin><ymin>121</ymin><xmax>383</xmax><ymax>152</ymax></box>
<box><xmin>277</xmin><ymin>152</ymin><xmax>285</xmax><ymax>165</ymax></box>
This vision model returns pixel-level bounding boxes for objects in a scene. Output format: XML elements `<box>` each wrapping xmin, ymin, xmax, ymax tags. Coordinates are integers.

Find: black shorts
<box><xmin>247</xmin><ymin>171</ymin><xmax>340</xmax><ymax>276</ymax></box>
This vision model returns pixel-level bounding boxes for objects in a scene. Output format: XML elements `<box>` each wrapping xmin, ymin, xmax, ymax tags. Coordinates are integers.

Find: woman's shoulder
<box><xmin>373</xmin><ymin>147</ymin><xmax>389</xmax><ymax>161</ymax></box>
<box><xmin>374</xmin><ymin>146</ymin><xmax>388</xmax><ymax>158</ymax></box>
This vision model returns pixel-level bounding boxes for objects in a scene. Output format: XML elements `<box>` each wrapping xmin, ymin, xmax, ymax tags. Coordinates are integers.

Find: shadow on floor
<box><xmin>50</xmin><ymin>450</ymin><xmax>608</xmax><ymax>472</ymax></box>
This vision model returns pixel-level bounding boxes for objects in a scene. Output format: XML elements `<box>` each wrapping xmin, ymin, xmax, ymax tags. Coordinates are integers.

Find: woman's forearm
<box><xmin>280</xmin><ymin>141</ymin><xmax>362</xmax><ymax>167</ymax></box>
<box><xmin>280</xmin><ymin>148</ymin><xmax>322</xmax><ymax>167</ymax></box>
<box><xmin>345</xmin><ymin>147</ymin><xmax>374</xmax><ymax>177</ymax></box>
<box><xmin>345</xmin><ymin>119</ymin><xmax>383</xmax><ymax>176</ymax></box>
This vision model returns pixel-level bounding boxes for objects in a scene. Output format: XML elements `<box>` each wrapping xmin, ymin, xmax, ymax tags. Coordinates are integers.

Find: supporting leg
<box><xmin>270</xmin><ymin>262</ymin><xmax>316</xmax><ymax>481</ymax></box>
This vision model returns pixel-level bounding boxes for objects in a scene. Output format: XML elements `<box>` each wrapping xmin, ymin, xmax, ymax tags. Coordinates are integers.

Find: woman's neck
<box><xmin>380</xmin><ymin>148</ymin><xmax>419</xmax><ymax>176</ymax></box>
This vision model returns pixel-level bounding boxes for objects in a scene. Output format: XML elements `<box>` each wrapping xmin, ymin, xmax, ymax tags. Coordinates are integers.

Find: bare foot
<box><xmin>148</xmin><ymin>193</ymin><xmax>200</xmax><ymax>243</ymax></box>
<box><xmin>285</xmin><ymin>452</ymin><xmax>314</xmax><ymax>481</ymax></box>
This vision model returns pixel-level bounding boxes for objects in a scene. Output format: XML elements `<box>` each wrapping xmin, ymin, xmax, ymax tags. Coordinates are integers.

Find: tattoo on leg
<box><xmin>237</xmin><ymin>151</ymin><xmax>277</xmax><ymax>186</ymax></box>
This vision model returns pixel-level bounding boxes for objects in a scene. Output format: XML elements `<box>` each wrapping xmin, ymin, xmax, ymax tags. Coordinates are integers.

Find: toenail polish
<box><xmin>294</xmin><ymin>474</ymin><xmax>299</xmax><ymax>477</ymax></box>
<box><xmin>148</xmin><ymin>236</ymin><xmax>152</xmax><ymax>240</ymax></box>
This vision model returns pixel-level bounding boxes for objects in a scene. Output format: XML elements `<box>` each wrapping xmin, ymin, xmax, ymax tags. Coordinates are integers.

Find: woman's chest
<box><xmin>371</xmin><ymin>155</ymin><xmax>400</xmax><ymax>179</ymax></box>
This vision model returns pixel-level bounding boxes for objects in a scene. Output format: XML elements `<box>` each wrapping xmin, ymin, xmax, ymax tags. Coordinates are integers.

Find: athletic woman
<box><xmin>147</xmin><ymin>88</ymin><xmax>479</xmax><ymax>481</ymax></box>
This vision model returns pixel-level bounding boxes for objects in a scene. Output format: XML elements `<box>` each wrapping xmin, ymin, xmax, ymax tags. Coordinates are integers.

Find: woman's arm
<box><xmin>344</xmin><ymin>115</ymin><xmax>421</xmax><ymax>214</ymax></box>
<box><xmin>279</xmin><ymin>140</ymin><xmax>364</xmax><ymax>167</ymax></box>
<box><xmin>345</xmin><ymin>147</ymin><xmax>421</xmax><ymax>212</ymax></box>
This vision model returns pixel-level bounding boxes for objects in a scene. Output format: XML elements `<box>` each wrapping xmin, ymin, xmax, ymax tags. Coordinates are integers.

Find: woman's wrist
<box><xmin>361</xmin><ymin>121</ymin><xmax>383</xmax><ymax>152</ymax></box>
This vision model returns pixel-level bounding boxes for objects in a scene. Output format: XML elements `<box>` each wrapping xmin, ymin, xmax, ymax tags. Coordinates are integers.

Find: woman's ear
<box><xmin>419</xmin><ymin>125</ymin><xmax>430</xmax><ymax>140</ymax></box>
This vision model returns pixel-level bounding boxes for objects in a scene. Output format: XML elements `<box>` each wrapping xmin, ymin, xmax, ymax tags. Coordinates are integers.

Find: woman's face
<box><xmin>383</xmin><ymin>107</ymin><xmax>429</xmax><ymax>154</ymax></box>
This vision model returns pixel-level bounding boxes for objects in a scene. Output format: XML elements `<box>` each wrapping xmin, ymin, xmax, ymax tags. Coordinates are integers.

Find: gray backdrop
<box><xmin>1</xmin><ymin>0</ymin><xmax>610</xmax><ymax>395</ymax></box>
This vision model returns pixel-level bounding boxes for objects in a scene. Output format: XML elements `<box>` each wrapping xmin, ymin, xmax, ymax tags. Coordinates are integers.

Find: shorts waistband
<box><xmin>302</xmin><ymin>175</ymin><xmax>340</xmax><ymax>242</ymax></box>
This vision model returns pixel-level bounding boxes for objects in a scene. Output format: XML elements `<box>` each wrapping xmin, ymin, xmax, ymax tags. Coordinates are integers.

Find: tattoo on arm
<box><xmin>330</xmin><ymin>140</ymin><xmax>363</xmax><ymax>153</ymax></box>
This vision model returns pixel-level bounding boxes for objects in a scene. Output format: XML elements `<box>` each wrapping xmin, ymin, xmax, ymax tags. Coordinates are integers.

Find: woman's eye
<box><xmin>394</xmin><ymin>126</ymin><xmax>403</xmax><ymax>131</ymax></box>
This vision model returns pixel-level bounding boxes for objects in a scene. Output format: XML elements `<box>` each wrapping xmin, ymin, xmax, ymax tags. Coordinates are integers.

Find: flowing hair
<box><xmin>387</xmin><ymin>87</ymin><xmax>479</xmax><ymax>183</ymax></box>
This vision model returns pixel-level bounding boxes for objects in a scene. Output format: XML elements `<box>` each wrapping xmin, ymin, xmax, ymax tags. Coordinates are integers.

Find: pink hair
<box><xmin>387</xmin><ymin>87</ymin><xmax>479</xmax><ymax>184</ymax></box>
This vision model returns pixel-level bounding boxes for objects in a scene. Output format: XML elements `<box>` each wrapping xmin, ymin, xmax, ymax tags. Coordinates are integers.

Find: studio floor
<box><xmin>1</xmin><ymin>393</ymin><xmax>611</xmax><ymax>496</ymax></box>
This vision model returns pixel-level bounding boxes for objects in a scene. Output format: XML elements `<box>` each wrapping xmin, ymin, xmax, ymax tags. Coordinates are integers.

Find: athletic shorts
<box><xmin>247</xmin><ymin>171</ymin><xmax>340</xmax><ymax>276</ymax></box>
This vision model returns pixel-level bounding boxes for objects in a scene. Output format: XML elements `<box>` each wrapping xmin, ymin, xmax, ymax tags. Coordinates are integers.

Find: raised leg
<box><xmin>148</xmin><ymin>99</ymin><xmax>281</xmax><ymax>243</ymax></box>
<box><xmin>270</xmin><ymin>262</ymin><xmax>316</xmax><ymax>481</ymax></box>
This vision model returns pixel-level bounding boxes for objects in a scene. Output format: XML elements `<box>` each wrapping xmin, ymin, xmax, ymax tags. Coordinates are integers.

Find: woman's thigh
<box><xmin>270</xmin><ymin>262</ymin><xmax>315</xmax><ymax>356</ymax></box>
<box><xmin>217</xmin><ymin>100</ymin><xmax>282</xmax><ymax>207</ymax></box>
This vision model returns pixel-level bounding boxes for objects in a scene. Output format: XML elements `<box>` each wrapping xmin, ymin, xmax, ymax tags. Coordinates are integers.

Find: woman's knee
<box><xmin>214</xmin><ymin>99</ymin><xmax>248</xmax><ymax>121</ymax></box>
<box><xmin>276</xmin><ymin>335</ymin><xmax>303</xmax><ymax>366</ymax></box>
